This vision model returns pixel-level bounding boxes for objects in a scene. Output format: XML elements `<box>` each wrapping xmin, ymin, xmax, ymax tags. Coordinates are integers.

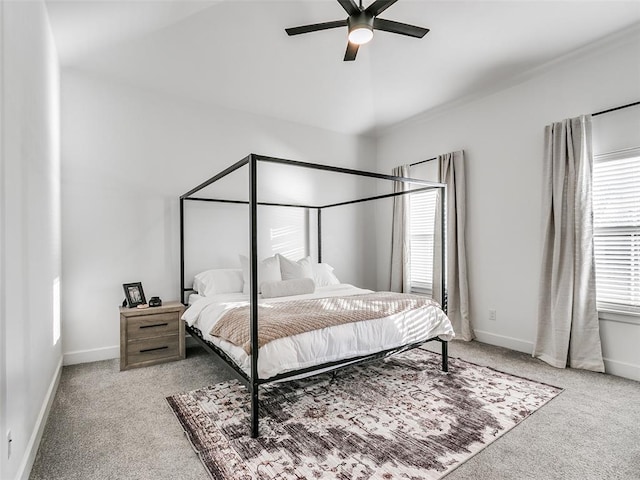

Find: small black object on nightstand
<box><xmin>148</xmin><ymin>296</ymin><xmax>162</xmax><ymax>307</ymax></box>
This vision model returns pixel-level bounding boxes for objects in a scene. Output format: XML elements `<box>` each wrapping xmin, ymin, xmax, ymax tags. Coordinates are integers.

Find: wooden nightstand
<box><xmin>119</xmin><ymin>301</ymin><xmax>185</xmax><ymax>371</ymax></box>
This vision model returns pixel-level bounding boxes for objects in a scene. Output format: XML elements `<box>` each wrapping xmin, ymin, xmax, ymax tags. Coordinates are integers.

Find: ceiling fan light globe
<box><xmin>348</xmin><ymin>27</ymin><xmax>373</xmax><ymax>45</ymax></box>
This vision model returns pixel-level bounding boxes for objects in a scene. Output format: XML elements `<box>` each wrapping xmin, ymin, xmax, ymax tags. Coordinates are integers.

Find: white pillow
<box><xmin>193</xmin><ymin>268</ymin><xmax>244</xmax><ymax>297</ymax></box>
<box><xmin>239</xmin><ymin>254</ymin><xmax>282</xmax><ymax>294</ymax></box>
<box><xmin>312</xmin><ymin>263</ymin><xmax>341</xmax><ymax>287</ymax></box>
<box><xmin>277</xmin><ymin>254</ymin><xmax>313</xmax><ymax>281</ymax></box>
<box><xmin>261</xmin><ymin>278</ymin><xmax>316</xmax><ymax>299</ymax></box>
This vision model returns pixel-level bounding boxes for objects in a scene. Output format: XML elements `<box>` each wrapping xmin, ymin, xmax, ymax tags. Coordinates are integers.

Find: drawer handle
<box><xmin>139</xmin><ymin>346</ymin><xmax>169</xmax><ymax>353</ymax></box>
<box><xmin>140</xmin><ymin>323</ymin><xmax>168</xmax><ymax>329</ymax></box>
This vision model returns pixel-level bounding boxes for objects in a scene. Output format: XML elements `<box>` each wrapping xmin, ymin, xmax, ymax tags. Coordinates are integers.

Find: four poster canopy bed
<box><xmin>179</xmin><ymin>154</ymin><xmax>454</xmax><ymax>437</ymax></box>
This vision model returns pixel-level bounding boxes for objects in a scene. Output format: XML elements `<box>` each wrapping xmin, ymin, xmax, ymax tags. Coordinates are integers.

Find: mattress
<box><xmin>182</xmin><ymin>284</ymin><xmax>455</xmax><ymax>380</ymax></box>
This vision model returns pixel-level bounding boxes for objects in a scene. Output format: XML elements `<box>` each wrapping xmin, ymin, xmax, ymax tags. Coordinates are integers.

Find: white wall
<box><xmin>60</xmin><ymin>70</ymin><xmax>376</xmax><ymax>364</ymax></box>
<box><xmin>1</xmin><ymin>1</ymin><xmax>63</xmax><ymax>479</ymax></box>
<box><xmin>0</xmin><ymin>4</ymin><xmax>5</xmax><ymax>476</ymax></box>
<box><xmin>375</xmin><ymin>28</ymin><xmax>640</xmax><ymax>380</ymax></box>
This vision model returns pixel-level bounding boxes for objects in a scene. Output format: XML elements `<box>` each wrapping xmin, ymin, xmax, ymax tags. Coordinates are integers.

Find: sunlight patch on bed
<box><xmin>393</xmin><ymin>309</ymin><xmax>431</xmax><ymax>339</ymax></box>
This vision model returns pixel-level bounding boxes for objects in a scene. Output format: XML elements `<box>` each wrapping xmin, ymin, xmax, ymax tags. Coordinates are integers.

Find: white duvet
<box><xmin>183</xmin><ymin>284</ymin><xmax>455</xmax><ymax>380</ymax></box>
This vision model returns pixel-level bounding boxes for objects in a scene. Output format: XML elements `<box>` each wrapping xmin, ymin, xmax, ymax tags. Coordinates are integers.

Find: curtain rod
<box><xmin>408</xmin><ymin>101</ymin><xmax>638</xmax><ymax>167</ymax></box>
<box><xmin>410</xmin><ymin>156</ymin><xmax>437</xmax><ymax>167</ymax></box>
<box><xmin>592</xmin><ymin>100</ymin><xmax>640</xmax><ymax>117</ymax></box>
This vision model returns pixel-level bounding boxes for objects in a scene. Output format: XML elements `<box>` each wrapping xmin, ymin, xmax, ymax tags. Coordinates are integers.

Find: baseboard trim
<box><xmin>63</xmin><ymin>345</ymin><xmax>119</xmax><ymax>366</ymax></box>
<box><xmin>17</xmin><ymin>356</ymin><xmax>62</xmax><ymax>480</ymax></box>
<box><xmin>63</xmin><ymin>338</ymin><xmax>200</xmax><ymax>366</ymax></box>
<box><xmin>474</xmin><ymin>330</ymin><xmax>639</xmax><ymax>381</ymax></box>
<box><xmin>603</xmin><ymin>357</ymin><xmax>640</xmax><ymax>382</ymax></box>
<box><xmin>472</xmin><ymin>329</ymin><xmax>534</xmax><ymax>355</ymax></box>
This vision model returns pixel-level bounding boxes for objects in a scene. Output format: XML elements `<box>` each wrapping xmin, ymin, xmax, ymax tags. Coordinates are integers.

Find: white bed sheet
<box><xmin>182</xmin><ymin>284</ymin><xmax>455</xmax><ymax>380</ymax></box>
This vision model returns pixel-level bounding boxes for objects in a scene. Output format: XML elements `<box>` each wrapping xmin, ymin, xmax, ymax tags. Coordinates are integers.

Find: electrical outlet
<box><xmin>488</xmin><ymin>309</ymin><xmax>497</xmax><ymax>321</ymax></box>
<box><xmin>7</xmin><ymin>430</ymin><xmax>12</xmax><ymax>459</ymax></box>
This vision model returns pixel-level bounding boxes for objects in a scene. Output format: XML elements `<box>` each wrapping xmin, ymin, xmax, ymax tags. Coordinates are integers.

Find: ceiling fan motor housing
<box><xmin>348</xmin><ymin>12</ymin><xmax>374</xmax><ymax>33</ymax></box>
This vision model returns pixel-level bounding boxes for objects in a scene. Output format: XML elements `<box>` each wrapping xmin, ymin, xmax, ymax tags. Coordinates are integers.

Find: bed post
<box><xmin>248</xmin><ymin>154</ymin><xmax>260</xmax><ymax>438</ymax></box>
<box><xmin>441</xmin><ymin>339</ymin><xmax>448</xmax><ymax>372</ymax></box>
<box><xmin>317</xmin><ymin>208</ymin><xmax>322</xmax><ymax>263</ymax></box>
<box><xmin>439</xmin><ymin>183</ymin><xmax>448</xmax><ymax>374</ymax></box>
<box><xmin>180</xmin><ymin>198</ymin><xmax>185</xmax><ymax>305</ymax></box>
<box><xmin>440</xmin><ymin>184</ymin><xmax>447</xmax><ymax>315</ymax></box>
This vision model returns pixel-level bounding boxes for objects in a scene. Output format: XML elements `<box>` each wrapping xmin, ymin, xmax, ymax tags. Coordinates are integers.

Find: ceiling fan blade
<box><xmin>337</xmin><ymin>0</ymin><xmax>360</xmax><ymax>16</ymax></box>
<box><xmin>344</xmin><ymin>42</ymin><xmax>359</xmax><ymax>61</ymax></box>
<box><xmin>285</xmin><ymin>19</ymin><xmax>347</xmax><ymax>36</ymax></box>
<box><xmin>365</xmin><ymin>0</ymin><xmax>398</xmax><ymax>17</ymax></box>
<box><xmin>373</xmin><ymin>18</ymin><xmax>429</xmax><ymax>38</ymax></box>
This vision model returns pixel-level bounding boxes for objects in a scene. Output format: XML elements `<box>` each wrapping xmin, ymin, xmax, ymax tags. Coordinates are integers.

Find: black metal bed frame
<box><xmin>179</xmin><ymin>154</ymin><xmax>448</xmax><ymax>438</ymax></box>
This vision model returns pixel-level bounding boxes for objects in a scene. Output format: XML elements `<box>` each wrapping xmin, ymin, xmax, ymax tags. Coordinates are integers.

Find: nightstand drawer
<box><xmin>127</xmin><ymin>335</ymin><xmax>180</xmax><ymax>364</ymax></box>
<box><xmin>126</xmin><ymin>313</ymin><xmax>179</xmax><ymax>340</ymax></box>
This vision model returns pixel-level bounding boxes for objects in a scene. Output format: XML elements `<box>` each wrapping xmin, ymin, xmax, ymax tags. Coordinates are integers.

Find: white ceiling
<box><xmin>46</xmin><ymin>0</ymin><xmax>640</xmax><ymax>136</ymax></box>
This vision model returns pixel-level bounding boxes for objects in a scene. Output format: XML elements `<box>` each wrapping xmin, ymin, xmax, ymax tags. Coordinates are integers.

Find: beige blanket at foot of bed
<box><xmin>210</xmin><ymin>292</ymin><xmax>441</xmax><ymax>354</ymax></box>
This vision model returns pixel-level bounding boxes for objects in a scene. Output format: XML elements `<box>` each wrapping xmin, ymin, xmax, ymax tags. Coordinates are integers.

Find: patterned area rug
<box><xmin>167</xmin><ymin>349</ymin><xmax>561</xmax><ymax>479</ymax></box>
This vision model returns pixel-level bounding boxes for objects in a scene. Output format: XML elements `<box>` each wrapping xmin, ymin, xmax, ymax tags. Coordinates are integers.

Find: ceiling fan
<box><xmin>285</xmin><ymin>0</ymin><xmax>429</xmax><ymax>61</ymax></box>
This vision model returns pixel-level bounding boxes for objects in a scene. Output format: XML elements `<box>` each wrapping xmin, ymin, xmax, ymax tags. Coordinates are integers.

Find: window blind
<box><xmin>592</xmin><ymin>149</ymin><xmax>640</xmax><ymax>314</ymax></box>
<box><xmin>409</xmin><ymin>190</ymin><xmax>437</xmax><ymax>295</ymax></box>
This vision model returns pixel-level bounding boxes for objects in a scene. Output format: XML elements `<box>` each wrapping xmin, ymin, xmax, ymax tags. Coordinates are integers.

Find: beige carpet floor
<box><xmin>30</xmin><ymin>340</ymin><xmax>640</xmax><ymax>480</ymax></box>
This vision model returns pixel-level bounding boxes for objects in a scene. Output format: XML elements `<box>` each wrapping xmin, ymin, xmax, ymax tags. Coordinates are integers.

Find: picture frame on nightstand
<box><xmin>123</xmin><ymin>282</ymin><xmax>146</xmax><ymax>308</ymax></box>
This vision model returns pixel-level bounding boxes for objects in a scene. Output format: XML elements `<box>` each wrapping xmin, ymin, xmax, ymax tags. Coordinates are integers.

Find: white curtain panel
<box><xmin>390</xmin><ymin>165</ymin><xmax>411</xmax><ymax>293</ymax></box>
<box><xmin>533</xmin><ymin>115</ymin><xmax>605</xmax><ymax>372</ymax></box>
<box><xmin>433</xmin><ymin>151</ymin><xmax>473</xmax><ymax>341</ymax></box>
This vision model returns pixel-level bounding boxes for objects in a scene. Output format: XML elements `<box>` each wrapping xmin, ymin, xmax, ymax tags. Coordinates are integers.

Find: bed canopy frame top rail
<box><xmin>179</xmin><ymin>153</ymin><xmax>448</xmax><ymax>437</ymax></box>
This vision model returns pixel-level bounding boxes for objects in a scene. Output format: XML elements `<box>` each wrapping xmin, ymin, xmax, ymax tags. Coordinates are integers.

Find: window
<box><xmin>592</xmin><ymin>147</ymin><xmax>640</xmax><ymax>315</ymax></box>
<box><xmin>409</xmin><ymin>190</ymin><xmax>437</xmax><ymax>295</ymax></box>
